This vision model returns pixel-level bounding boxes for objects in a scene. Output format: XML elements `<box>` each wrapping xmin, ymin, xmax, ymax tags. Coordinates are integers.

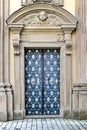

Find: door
<box><xmin>25</xmin><ymin>49</ymin><xmax>60</xmax><ymax>115</ymax></box>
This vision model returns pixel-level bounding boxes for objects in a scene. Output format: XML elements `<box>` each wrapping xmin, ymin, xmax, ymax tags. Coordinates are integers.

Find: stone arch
<box><xmin>7</xmin><ymin>4</ymin><xmax>77</xmax><ymax>25</ymax></box>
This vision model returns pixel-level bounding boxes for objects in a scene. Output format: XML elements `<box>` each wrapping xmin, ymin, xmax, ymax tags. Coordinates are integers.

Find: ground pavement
<box><xmin>0</xmin><ymin>118</ymin><xmax>87</xmax><ymax>130</ymax></box>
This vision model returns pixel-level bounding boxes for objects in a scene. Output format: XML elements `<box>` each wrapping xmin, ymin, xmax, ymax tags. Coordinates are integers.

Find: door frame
<box><xmin>19</xmin><ymin>28</ymin><xmax>66</xmax><ymax>118</ymax></box>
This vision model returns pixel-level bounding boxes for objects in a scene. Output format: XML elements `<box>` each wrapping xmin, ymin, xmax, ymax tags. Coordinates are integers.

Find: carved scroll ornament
<box><xmin>13</xmin><ymin>39</ymin><xmax>21</xmax><ymax>55</ymax></box>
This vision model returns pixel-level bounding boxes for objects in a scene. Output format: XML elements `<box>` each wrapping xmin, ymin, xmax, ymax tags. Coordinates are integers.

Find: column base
<box><xmin>13</xmin><ymin>110</ymin><xmax>24</xmax><ymax>120</ymax></box>
<box><xmin>5</xmin><ymin>83</ymin><xmax>13</xmax><ymax>121</ymax></box>
<box><xmin>72</xmin><ymin>110</ymin><xmax>87</xmax><ymax>120</ymax></box>
<box><xmin>0</xmin><ymin>112</ymin><xmax>7</xmax><ymax>121</ymax></box>
<box><xmin>0</xmin><ymin>83</ymin><xmax>7</xmax><ymax>121</ymax></box>
<box><xmin>72</xmin><ymin>82</ymin><xmax>87</xmax><ymax>119</ymax></box>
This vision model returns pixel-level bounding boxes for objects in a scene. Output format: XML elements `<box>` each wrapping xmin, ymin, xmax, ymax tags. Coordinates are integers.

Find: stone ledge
<box><xmin>63</xmin><ymin>110</ymin><xmax>87</xmax><ymax>120</ymax></box>
<box><xmin>74</xmin><ymin>82</ymin><xmax>87</xmax><ymax>87</ymax></box>
<box><xmin>72</xmin><ymin>111</ymin><xmax>87</xmax><ymax>120</ymax></box>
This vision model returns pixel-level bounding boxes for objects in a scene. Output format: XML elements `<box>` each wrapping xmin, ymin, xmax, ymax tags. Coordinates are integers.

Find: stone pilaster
<box><xmin>73</xmin><ymin>83</ymin><xmax>87</xmax><ymax>119</ymax></box>
<box><xmin>5</xmin><ymin>83</ymin><xmax>13</xmax><ymax>120</ymax></box>
<box><xmin>75</xmin><ymin>0</ymin><xmax>87</xmax><ymax>83</ymax></box>
<box><xmin>72</xmin><ymin>0</ymin><xmax>87</xmax><ymax>120</ymax></box>
<box><xmin>64</xmin><ymin>31</ymin><xmax>72</xmax><ymax>117</ymax></box>
<box><xmin>3</xmin><ymin>0</ymin><xmax>14</xmax><ymax>121</ymax></box>
<box><xmin>0</xmin><ymin>0</ymin><xmax>7</xmax><ymax>121</ymax></box>
<box><xmin>62</xmin><ymin>25</ymin><xmax>76</xmax><ymax>118</ymax></box>
<box><xmin>9</xmin><ymin>25</ymin><xmax>23</xmax><ymax>119</ymax></box>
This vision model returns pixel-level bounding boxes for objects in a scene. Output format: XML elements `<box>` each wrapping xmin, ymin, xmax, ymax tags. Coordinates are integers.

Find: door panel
<box><xmin>25</xmin><ymin>49</ymin><xmax>60</xmax><ymax>115</ymax></box>
<box><xmin>25</xmin><ymin>49</ymin><xmax>42</xmax><ymax>115</ymax></box>
<box><xmin>44</xmin><ymin>49</ymin><xmax>60</xmax><ymax>114</ymax></box>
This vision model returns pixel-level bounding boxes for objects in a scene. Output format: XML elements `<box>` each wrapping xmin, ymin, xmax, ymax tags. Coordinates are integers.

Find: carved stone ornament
<box><xmin>38</xmin><ymin>11</ymin><xmax>48</xmax><ymax>21</ymax></box>
<box><xmin>21</xmin><ymin>0</ymin><xmax>64</xmax><ymax>6</ymax></box>
<box><xmin>19</xmin><ymin>11</ymin><xmax>65</xmax><ymax>27</ymax></box>
<box><xmin>57</xmin><ymin>34</ymin><xmax>64</xmax><ymax>41</ymax></box>
<box><xmin>51</xmin><ymin>0</ymin><xmax>64</xmax><ymax>6</ymax></box>
<box><xmin>13</xmin><ymin>39</ymin><xmax>21</xmax><ymax>55</ymax></box>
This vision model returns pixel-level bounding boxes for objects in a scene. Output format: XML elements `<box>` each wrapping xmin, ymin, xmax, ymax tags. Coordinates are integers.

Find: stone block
<box><xmin>14</xmin><ymin>110</ymin><xmax>24</xmax><ymax>120</ymax></box>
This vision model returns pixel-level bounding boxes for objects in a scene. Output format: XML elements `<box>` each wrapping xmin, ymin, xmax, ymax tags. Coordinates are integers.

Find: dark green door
<box><xmin>25</xmin><ymin>49</ymin><xmax>60</xmax><ymax>115</ymax></box>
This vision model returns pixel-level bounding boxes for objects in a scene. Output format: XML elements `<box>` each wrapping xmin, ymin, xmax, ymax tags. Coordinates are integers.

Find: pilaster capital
<box><xmin>8</xmin><ymin>24</ymin><xmax>24</xmax><ymax>33</ymax></box>
<box><xmin>61</xmin><ymin>24</ymin><xmax>76</xmax><ymax>55</ymax></box>
<box><xmin>62</xmin><ymin>24</ymin><xmax>76</xmax><ymax>33</ymax></box>
<box><xmin>8</xmin><ymin>24</ymin><xmax>23</xmax><ymax>55</ymax></box>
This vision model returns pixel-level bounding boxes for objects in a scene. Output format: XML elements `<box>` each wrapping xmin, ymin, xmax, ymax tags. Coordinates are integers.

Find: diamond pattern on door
<box><xmin>25</xmin><ymin>49</ymin><xmax>60</xmax><ymax>115</ymax></box>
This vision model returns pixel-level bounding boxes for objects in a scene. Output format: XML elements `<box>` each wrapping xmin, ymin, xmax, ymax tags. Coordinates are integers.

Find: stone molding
<box><xmin>0</xmin><ymin>82</ymin><xmax>12</xmax><ymax>92</ymax></box>
<box><xmin>21</xmin><ymin>0</ymin><xmax>64</xmax><ymax>6</ymax></box>
<box><xmin>6</xmin><ymin>4</ymin><xmax>77</xmax><ymax>24</ymax></box>
<box><xmin>74</xmin><ymin>83</ymin><xmax>87</xmax><ymax>88</ymax></box>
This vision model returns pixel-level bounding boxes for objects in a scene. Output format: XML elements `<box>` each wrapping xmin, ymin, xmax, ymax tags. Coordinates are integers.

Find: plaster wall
<box><xmin>10</xmin><ymin>0</ymin><xmax>21</xmax><ymax>14</ymax></box>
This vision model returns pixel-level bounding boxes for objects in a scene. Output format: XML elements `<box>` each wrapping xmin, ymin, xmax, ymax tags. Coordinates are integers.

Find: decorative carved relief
<box><xmin>64</xmin><ymin>33</ymin><xmax>72</xmax><ymax>55</ymax></box>
<box><xmin>64</xmin><ymin>33</ymin><xmax>72</xmax><ymax>41</ymax></box>
<box><xmin>57</xmin><ymin>34</ymin><xmax>64</xmax><ymax>41</ymax></box>
<box><xmin>13</xmin><ymin>39</ymin><xmax>21</xmax><ymax>55</ymax></box>
<box><xmin>19</xmin><ymin>11</ymin><xmax>65</xmax><ymax>27</ymax></box>
<box><xmin>52</xmin><ymin>0</ymin><xmax>64</xmax><ymax>6</ymax></box>
<box><xmin>21</xmin><ymin>0</ymin><xmax>64</xmax><ymax>6</ymax></box>
<box><xmin>38</xmin><ymin>11</ymin><xmax>48</xmax><ymax>21</ymax></box>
